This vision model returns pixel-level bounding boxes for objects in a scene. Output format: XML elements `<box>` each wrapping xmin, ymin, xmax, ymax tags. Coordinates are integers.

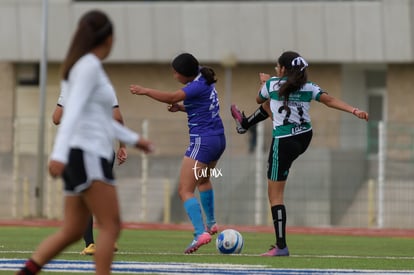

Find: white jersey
<box><xmin>51</xmin><ymin>53</ymin><xmax>139</xmax><ymax>164</ymax></box>
<box><xmin>57</xmin><ymin>80</ymin><xmax>119</xmax><ymax>108</ymax></box>
<box><xmin>259</xmin><ymin>76</ymin><xmax>324</xmax><ymax>138</ymax></box>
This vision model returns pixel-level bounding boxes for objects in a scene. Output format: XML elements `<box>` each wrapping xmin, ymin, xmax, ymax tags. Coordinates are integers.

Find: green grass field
<box><xmin>1</xmin><ymin>226</ymin><xmax>413</xmax><ymax>274</ymax></box>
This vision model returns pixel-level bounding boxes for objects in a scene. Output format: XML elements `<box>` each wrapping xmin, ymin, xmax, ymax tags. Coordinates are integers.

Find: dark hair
<box><xmin>200</xmin><ymin>66</ymin><xmax>217</xmax><ymax>85</ymax></box>
<box><xmin>172</xmin><ymin>53</ymin><xmax>217</xmax><ymax>85</ymax></box>
<box><xmin>172</xmin><ymin>53</ymin><xmax>199</xmax><ymax>77</ymax></box>
<box><xmin>277</xmin><ymin>51</ymin><xmax>308</xmax><ymax>108</ymax></box>
<box><xmin>61</xmin><ymin>10</ymin><xmax>113</xmax><ymax>80</ymax></box>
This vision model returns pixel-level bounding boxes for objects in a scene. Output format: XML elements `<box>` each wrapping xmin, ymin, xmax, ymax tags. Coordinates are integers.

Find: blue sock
<box><xmin>200</xmin><ymin>189</ymin><xmax>215</xmax><ymax>228</ymax></box>
<box><xmin>184</xmin><ymin>197</ymin><xmax>205</xmax><ymax>237</ymax></box>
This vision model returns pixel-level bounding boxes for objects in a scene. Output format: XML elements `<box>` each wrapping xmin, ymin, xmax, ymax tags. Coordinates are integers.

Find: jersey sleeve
<box><xmin>56</xmin><ymin>81</ymin><xmax>68</xmax><ymax>107</ymax></box>
<box><xmin>50</xmin><ymin>58</ymin><xmax>100</xmax><ymax>163</ymax></box>
<box><xmin>112</xmin><ymin>120</ymin><xmax>140</xmax><ymax>145</ymax></box>
<box><xmin>311</xmin><ymin>82</ymin><xmax>326</xmax><ymax>102</ymax></box>
<box><xmin>110</xmin><ymin>85</ymin><xmax>119</xmax><ymax>108</ymax></box>
<box><xmin>258</xmin><ymin>80</ymin><xmax>270</xmax><ymax>100</ymax></box>
<box><xmin>56</xmin><ymin>93</ymin><xmax>64</xmax><ymax>107</ymax></box>
<box><xmin>182</xmin><ymin>81</ymin><xmax>203</xmax><ymax>100</ymax></box>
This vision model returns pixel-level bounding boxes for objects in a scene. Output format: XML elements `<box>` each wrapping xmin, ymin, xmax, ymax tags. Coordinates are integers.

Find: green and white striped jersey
<box><xmin>258</xmin><ymin>76</ymin><xmax>325</xmax><ymax>138</ymax></box>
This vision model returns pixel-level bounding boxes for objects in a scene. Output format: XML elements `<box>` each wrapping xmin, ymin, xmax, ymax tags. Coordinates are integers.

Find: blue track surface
<box><xmin>2</xmin><ymin>259</ymin><xmax>413</xmax><ymax>274</ymax></box>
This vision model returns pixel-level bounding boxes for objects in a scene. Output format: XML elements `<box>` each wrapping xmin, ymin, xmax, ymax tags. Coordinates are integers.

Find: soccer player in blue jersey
<box><xmin>130</xmin><ymin>53</ymin><xmax>226</xmax><ymax>254</ymax></box>
<box><xmin>231</xmin><ymin>51</ymin><xmax>368</xmax><ymax>256</ymax></box>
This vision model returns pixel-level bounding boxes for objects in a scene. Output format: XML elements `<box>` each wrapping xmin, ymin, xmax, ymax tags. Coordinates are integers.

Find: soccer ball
<box><xmin>216</xmin><ymin>229</ymin><xmax>244</xmax><ymax>254</ymax></box>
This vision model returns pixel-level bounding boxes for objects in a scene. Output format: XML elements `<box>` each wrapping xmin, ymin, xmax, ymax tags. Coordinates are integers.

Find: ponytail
<box><xmin>200</xmin><ymin>66</ymin><xmax>217</xmax><ymax>85</ymax></box>
<box><xmin>277</xmin><ymin>51</ymin><xmax>308</xmax><ymax>108</ymax></box>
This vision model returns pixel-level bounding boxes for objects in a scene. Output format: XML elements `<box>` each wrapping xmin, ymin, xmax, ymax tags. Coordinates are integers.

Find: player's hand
<box><xmin>136</xmin><ymin>138</ymin><xmax>155</xmax><ymax>154</ymax></box>
<box><xmin>130</xmin><ymin>84</ymin><xmax>146</xmax><ymax>95</ymax></box>
<box><xmin>168</xmin><ymin>103</ymin><xmax>181</xmax><ymax>112</ymax></box>
<box><xmin>259</xmin><ymin>73</ymin><xmax>270</xmax><ymax>84</ymax></box>
<box><xmin>353</xmin><ymin>109</ymin><xmax>369</xmax><ymax>121</ymax></box>
<box><xmin>117</xmin><ymin>147</ymin><xmax>128</xmax><ymax>165</ymax></box>
<box><xmin>48</xmin><ymin>160</ymin><xmax>65</xmax><ymax>178</ymax></box>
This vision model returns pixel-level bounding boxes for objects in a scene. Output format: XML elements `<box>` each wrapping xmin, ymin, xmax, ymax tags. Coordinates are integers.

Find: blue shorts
<box><xmin>185</xmin><ymin>134</ymin><xmax>226</xmax><ymax>164</ymax></box>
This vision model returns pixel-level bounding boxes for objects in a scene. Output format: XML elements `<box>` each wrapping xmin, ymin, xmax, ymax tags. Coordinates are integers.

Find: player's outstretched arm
<box><xmin>135</xmin><ymin>138</ymin><xmax>154</xmax><ymax>154</ymax></box>
<box><xmin>319</xmin><ymin>93</ymin><xmax>369</xmax><ymax>121</ymax></box>
<box><xmin>130</xmin><ymin>84</ymin><xmax>185</xmax><ymax>105</ymax></box>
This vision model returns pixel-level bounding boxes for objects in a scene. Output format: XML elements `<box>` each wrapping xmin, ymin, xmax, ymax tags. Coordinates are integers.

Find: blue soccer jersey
<box><xmin>182</xmin><ymin>74</ymin><xmax>225</xmax><ymax>136</ymax></box>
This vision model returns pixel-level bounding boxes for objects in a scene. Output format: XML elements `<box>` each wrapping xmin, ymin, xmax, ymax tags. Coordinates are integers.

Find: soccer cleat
<box><xmin>184</xmin><ymin>232</ymin><xmax>212</xmax><ymax>254</ymax></box>
<box><xmin>114</xmin><ymin>243</ymin><xmax>119</xmax><ymax>252</ymax></box>
<box><xmin>80</xmin><ymin>243</ymin><xmax>96</xmax><ymax>255</ymax></box>
<box><xmin>261</xmin><ymin>245</ymin><xmax>290</xmax><ymax>256</ymax></box>
<box><xmin>206</xmin><ymin>223</ymin><xmax>218</xmax><ymax>235</ymax></box>
<box><xmin>230</xmin><ymin>104</ymin><xmax>248</xmax><ymax>134</ymax></box>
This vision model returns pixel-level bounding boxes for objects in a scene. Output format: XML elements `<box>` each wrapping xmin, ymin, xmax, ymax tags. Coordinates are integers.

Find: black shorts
<box><xmin>62</xmin><ymin>148</ymin><xmax>115</xmax><ymax>195</ymax></box>
<box><xmin>267</xmin><ymin>130</ymin><xmax>312</xmax><ymax>181</ymax></box>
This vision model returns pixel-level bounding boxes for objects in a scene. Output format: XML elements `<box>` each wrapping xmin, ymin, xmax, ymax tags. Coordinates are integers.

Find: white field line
<box><xmin>1</xmin><ymin>250</ymin><xmax>414</xmax><ymax>261</ymax></box>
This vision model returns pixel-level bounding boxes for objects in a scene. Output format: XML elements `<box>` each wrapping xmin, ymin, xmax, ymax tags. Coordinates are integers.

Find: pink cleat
<box><xmin>230</xmin><ymin>104</ymin><xmax>247</xmax><ymax>134</ymax></box>
<box><xmin>206</xmin><ymin>223</ymin><xmax>218</xmax><ymax>235</ymax></box>
<box><xmin>184</xmin><ymin>232</ymin><xmax>212</xmax><ymax>254</ymax></box>
<box><xmin>261</xmin><ymin>245</ymin><xmax>290</xmax><ymax>256</ymax></box>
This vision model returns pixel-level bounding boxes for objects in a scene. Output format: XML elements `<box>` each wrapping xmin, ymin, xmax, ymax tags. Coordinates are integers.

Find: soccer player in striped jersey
<box><xmin>231</xmin><ymin>51</ymin><xmax>368</xmax><ymax>256</ymax></box>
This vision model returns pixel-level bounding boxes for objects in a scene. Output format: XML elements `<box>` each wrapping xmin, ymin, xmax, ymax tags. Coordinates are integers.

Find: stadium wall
<box><xmin>0</xmin><ymin>0</ymin><xmax>413</xmax><ymax>63</ymax></box>
<box><xmin>2</xmin><ymin>61</ymin><xmax>413</xmax><ymax>229</ymax></box>
<box><xmin>1</xmin><ymin>0</ymin><xmax>414</xmax><ymax>228</ymax></box>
